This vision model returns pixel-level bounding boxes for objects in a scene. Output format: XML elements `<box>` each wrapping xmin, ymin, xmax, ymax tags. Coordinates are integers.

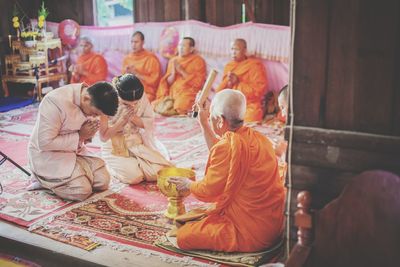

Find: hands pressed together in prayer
<box><xmin>125</xmin><ymin>64</ymin><xmax>137</xmax><ymax>74</ymax></box>
<box><xmin>126</xmin><ymin>65</ymin><xmax>143</xmax><ymax>81</ymax></box>
<box><xmin>79</xmin><ymin>119</ymin><xmax>99</xmax><ymax>143</ymax></box>
<box><xmin>227</xmin><ymin>71</ymin><xmax>239</xmax><ymax>87</ymax></box>
<box><xmin>174</xmin><ymin>60</ymin><xmax>184</xmax><ymax>75</ymax></box>
<box><xmin>120</xmin><ymin>106</ymin><xmax>136</xmax><ymax>124</ymax></box>
<box><xmin>167</xmin><ymin>59</ymin><xmax>186</xmax><ymax>85</ymax></box>
<box><xmin>168</xmin><ymin>177</ymin><xmax>193</xmax><ymax>194</ymax></box>
<box><xmin>69</xmin><ymin>64</ymin><xmax>85</xmax><ymax>79</ymax></box>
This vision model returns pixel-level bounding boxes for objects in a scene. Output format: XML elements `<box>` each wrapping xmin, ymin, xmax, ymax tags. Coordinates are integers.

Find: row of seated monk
<box><xmin>27</xmin><ymin>72</ymin><xmax>286</xmax><ymax>254</ymax></box>
<box><xmin>70</xmin><ymin>31</ymin><xmax>287</xmax><ymax>123</ymax></box>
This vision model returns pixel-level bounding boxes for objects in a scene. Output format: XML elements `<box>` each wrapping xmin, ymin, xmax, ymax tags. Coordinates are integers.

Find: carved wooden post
<box><xmin>285</xmin><ymin>191</ymin><xmax>313</xmax><ymax>267</ymax></box>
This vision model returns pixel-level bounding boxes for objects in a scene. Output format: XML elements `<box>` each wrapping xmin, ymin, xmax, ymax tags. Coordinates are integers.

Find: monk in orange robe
<box><xmin>216</xmin><ymin>39</ymin><xmax>268</xmax><ymax>122</ymax></box>
<box><xmin>122</xmin><ymin>31</ymin><xmax>162</xmax><ymax>102</ymax></box>
<box><xmin>155</xmin><ymin>37</ymin><xmax>206</xmax><ymax>114</ymax></box>
<box><xmin>170</xmin><ymin>89</ymin><xmax>285</xmax><ymax>252</ymax></box>
<box><xmin>70</xmin><ymin>37</ymin><xmax>108</xmax><ymax>85</ymax></box>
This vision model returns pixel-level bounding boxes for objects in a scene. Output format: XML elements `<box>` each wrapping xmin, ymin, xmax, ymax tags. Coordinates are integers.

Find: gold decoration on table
<box><xmin>157</xmin><ymin>167</ymin><xmax>196</xmax><ymax>219</ymax></box>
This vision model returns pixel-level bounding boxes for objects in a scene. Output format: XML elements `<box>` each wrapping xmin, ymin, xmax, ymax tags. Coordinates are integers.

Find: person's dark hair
<box><xmin>113</xmin><ymin>74</ymin><xmax>144</xmax><ymax>101</ymax></box>
<box><xmin>183</xmin><ymin>37</ymin><xmax>195</xmax><ymax>47</ymax></box>
<box><xmin>87</xmin><ymin>82</ymin><xmax>119</xmax><ymax>116</ymax></box>
<box><xmin>132</xmin><ymin>31</ymin><xmax>145</xmax><ymax>41</ymax></box>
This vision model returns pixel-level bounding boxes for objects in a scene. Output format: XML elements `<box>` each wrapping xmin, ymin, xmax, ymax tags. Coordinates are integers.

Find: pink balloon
<box><xmin>159</xmin><ymin>26</ymin><xmax>180</xmax><ymax>59</ymax></box>
<box><xmin>58</xmin><ymin>19</ymin><xmax>80</xmax><ymax>47</ymax></box>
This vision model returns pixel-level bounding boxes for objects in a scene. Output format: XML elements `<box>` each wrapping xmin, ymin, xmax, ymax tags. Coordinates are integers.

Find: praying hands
<box><xmin>79</xmin><ymin>119</ymin><xmax>99</xmax><ymax>142</ymax></box>
<box><xmin>227</xmin><ymin>72</ymin><xmax>239</xmax><ymax>87</ymax></box>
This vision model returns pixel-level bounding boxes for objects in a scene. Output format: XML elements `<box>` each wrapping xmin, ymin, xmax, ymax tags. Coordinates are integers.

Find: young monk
<box><xmin>70</xmin><ymin>36</ymin><xmax>108</xmax><ymax>85</ymax></box>
<box><xmin>169</xmin><ymin>89</ymin><xmax>285</xmax><ymax>252</ymax></box>
<box><xmin>122</xmin><ymin>31</ymin><xmax>162</xmax><ymax>102</ymax></box>
<box><xmin>155</xmin><ymin>37</ymin><xmax>206</xmax><ymax>115</ymax></box>
<box><xmin>100</xmin><ymin>74</ymin><xmax>172</xmax><ymax>184</ymax></box>
<box><xmin>216</xmin><ymin>39</ymin><xmax>268</xmax><ymax>122</ymax></box>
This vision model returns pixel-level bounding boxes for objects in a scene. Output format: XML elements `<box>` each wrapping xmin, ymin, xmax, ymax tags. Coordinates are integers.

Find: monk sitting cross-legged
<box><xmin>154</xmin><ymin>37</ymin><xmax>206</xmax><ymax>115</ymax></box>
<box><xmin>216</xmin><ymin>38</ymin><xmax>268</xmax><ymax>122</ymax></box>
<box><xmin>122</xmin><ymin>31</ymin><xmax>162</xmax><ymax>102</ymax></box>
<box><xmin>169</xmin><ymin>89</ymin><xmax>286</xmax><ymax>252</ymax></box>
<box><xmin>70</xmin><ymin>36</ymin><xmax>108</xmax><ymax>86</ymax></box>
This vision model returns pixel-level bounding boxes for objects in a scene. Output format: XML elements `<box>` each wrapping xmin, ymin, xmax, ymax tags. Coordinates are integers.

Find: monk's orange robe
<box><xmin>156</xmin><ymin>54</ymin><xmax>206</xmax><ymax>114</ymax></box>
<box><xmin>122</xmin><ymin>50</ymin><xmax>162</xmax><ymax>102</ymax></box>
<box><xmin>177</xmin><ymin>126</ymin><xmax>285</xmax><ymax>252</ymax></box>
<box><xmin>216</xmin><ymin>58</ymin><xmax>268</xmax><ymax>122</ymax></box>
<box><xmin>70</xmin><ymin>52</ymin><xmax>108</xmax><ymax>85</ymax></box>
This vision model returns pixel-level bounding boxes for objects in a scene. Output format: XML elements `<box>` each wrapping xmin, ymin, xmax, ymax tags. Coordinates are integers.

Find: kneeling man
<box><xmin>28</xmin><ymin>82</ymin><xmax>119</xmax><ymax>201</ymax></box>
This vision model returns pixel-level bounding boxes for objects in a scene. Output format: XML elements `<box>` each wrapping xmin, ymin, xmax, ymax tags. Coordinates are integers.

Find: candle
<box><xmin>8</xmin><ymin>35</ymin><xmax>12</xmax><ymax>48</ymax></box>
<box><xmin>242</xmin><ymin>3</ymin><xmax>246</xmax><ymax>23</ymax></box>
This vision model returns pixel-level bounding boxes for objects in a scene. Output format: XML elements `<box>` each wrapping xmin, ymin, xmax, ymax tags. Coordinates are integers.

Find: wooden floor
<box><xmin>0</xmin><ymin>221</ymin><xmax>183</xmax><ymax>267</ymax></box>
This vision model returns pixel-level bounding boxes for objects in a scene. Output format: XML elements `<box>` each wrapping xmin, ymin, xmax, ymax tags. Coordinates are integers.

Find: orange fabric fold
<box><xmin>177</xmin><ymin>126</ymin><xmax>286</xmax><ymax>252</ymax></box>
<box><xmin>122</xmin><ymin>50</ymin><xmax>162</xmax><ymax>102</ymax></box>
<box><xmin>216</xmin><ymin>58</ymin><xmax>268</xmax><ymax>122</ymax></box>
<box><xmin>156</xmin><ymin>54</ymin><xmax>206</xmax><ymax>114</ymax></box>
<box><xmin>70</xmin><ymin>52</ymin><xmax>108</xmax><ymax>86</ymax></box>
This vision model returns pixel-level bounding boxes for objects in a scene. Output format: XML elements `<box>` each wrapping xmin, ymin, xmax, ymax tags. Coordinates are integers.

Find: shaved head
<box><xmin>210</xmin><ymin>89</ymin><xmax>246</xmax><ymax>130</ymax></box>
<box><xmin>234</xmin><ymin>38</ymin><xmax>247</xmax><ymax>49</ymax></box>
<box><xmin>230</xmin><ymin>38</ymin><xmax>247</xmax><ymax>62</ymax></box>
<box><xmin>132</xmin><ymin>31</ymin><xmax>145</xmax><ymax>41</ymax></box>
<box><xmin>79</xmin><ymin>36</ymin><xmax>94</xmax><ymax>54</ymax></box>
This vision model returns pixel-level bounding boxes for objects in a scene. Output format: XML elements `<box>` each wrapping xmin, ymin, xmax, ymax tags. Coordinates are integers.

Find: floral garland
<box><xmin>12</xmin><ymin>4</ymin><xmax>20</xmax><ymax>31</ymax></box>
<box><xmin>37</xmin><ymin>1</ymin><xmax>49</xmax><ymax>29</ymax></box>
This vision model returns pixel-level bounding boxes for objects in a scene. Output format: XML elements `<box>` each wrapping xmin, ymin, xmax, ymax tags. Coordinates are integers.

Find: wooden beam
<box><xmin>164</xmin><ymin>0</ymin><xmax>181</xmax><ymax>21</ymax></box>
<box><xmin>288</xmin><ymin>126</ymin><xmax>400</xmax><ymax>152</ymax></box>
<box><xmin>204</xmin><ymin>0</ymin><xmax>217</xmax><ymax>26</ymax></box>
<box><xmin>135</xmin><ymin>0</ymin><xmax>149</xmax><ymax>22</ymax></box>
<box><xmin>293</xmin><ymin>0</ymin><xmax>330</xmax><ymax>127</ymax></box>
<box><xmin>185</xmin><ymin>0</ymin><xmax>204</xmax><ymax>21</ymax></box>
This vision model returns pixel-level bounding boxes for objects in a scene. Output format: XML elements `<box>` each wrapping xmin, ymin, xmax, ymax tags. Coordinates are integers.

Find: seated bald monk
<box><xmin>70</xmin><ymin>36</ymin><xmax>108</xmax><ymax>85</ymax></box>
<box><xmin>122</xmin><ymin>31</ymin><xmax>162</xmax><ymax>102</ymax></box>
<box><xmin>155</xmin><ymin>37</ymin><xmax>206</xmax><ymax>115</ymax></box>
<box><xmin>28</xmin><ymin>82</ymin><xmax>119</xmax><ymax>201</ymax></box>
<box><xmin>216</xmin><ymin>39</ymin><xmax>268</xmax><ymax>122</ymax></box>
<box><xmin>169</xmin><ymin>89</ymin><xmax>285</xmax><ymax>252</ymax></box>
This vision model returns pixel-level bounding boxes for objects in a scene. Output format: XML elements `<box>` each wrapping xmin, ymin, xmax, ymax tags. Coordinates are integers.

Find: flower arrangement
<box><xmin>37</xmin><ymin>1</ymin><xmax>49</xmax><ymax>29</ymax></box>
<box><xmin>12</xmin><ymin>4</ymin><xmax>20</xmax><ymax>30</ymax></box>
<box><xmin>20</xmin><ymin>31</ymin><xmax>39</xmax><ymax>41</ymax></box>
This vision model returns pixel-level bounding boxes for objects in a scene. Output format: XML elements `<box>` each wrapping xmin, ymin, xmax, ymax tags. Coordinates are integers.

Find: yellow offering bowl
<box><xmin>157</xmin><ymin>167</ymin><xmax>196</xmax><ymax>219</ymax></box>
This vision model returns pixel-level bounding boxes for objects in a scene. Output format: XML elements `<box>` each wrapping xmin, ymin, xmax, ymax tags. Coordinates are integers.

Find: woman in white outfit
<box><xmin>100</xmin><ymin>74</ymin><xmax>172</xmax><ymax>184</ymax></box>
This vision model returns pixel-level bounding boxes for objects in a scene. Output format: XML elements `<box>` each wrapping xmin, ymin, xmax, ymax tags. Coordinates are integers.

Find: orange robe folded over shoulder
<box><xmin>177</xmin><ymin>126</ymin><xmax>286</xmax><ymax>252</ymax></box>
<box><xmin>216</xmin><ymin>58</ymin><xmax>268</xmax><ymax>122</ymax></box>
<box><xmin>122</xmin><ymin>50</ymin><xmax>162</xmax><ymax>102</ymax></box>
<box><xmin>156</xmin><ymin>54</ymin><xmax>206</xmax><ymax>114</ymax></box>
<box><xmin>71</xmin><ymin>52</ymin><xmax>108</xmax><ymax>85</ymax></box>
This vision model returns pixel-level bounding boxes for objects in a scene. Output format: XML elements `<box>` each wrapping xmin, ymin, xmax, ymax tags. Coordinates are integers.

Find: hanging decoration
<box><xmin>58</xmin><ymin>19</ymin><xmax>81</xmax><ymax>47</ymax></box>
<box><xmin>159</xmin><ymin>26</ymin><xmax>180</xmax><ymax>59</ymax></box>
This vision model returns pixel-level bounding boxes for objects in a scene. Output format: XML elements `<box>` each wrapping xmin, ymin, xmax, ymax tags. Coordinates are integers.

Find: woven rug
<box><xmin>155</xmin><ymin>236</ymin><xmax>284</xmax><ymax>267</ymax></box>
<box><xmin>0</xmin><ymin>136</ymin><xmax>73</xmax><ymax>227</ymax></box>
<box><xmin>29</xmin><ymin>184</ymin><xmax>219</xmax><ymax>266</ymax></box>
<box><xmin>1</xmin><ymin>104</ymin><xmax>286</xmax><ymax>266</ymax></box>
<box><xmin>30</xmin><ymin>183</ymin><xmax>204</xmax><ymax>251</ymax></box>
